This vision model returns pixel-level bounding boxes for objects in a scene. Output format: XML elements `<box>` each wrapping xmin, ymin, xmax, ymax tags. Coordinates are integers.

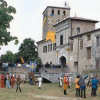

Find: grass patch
<box><xmin>0</xmin><ymin>83</ymin><xmax>100</xmax><ymax>100</ymax></box>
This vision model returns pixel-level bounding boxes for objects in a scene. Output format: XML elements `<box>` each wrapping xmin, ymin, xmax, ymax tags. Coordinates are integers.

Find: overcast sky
<box><xmin>0</xmin><ymin>0</ymin><xmax>100</xmax><ymax>55</ymax></box>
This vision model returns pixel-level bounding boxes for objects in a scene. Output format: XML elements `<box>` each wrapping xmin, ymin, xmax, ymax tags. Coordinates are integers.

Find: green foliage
<box><xmin>35</xmin><ymin>57</ymin><xmax>42</xmax><ymax>65</ymax></box>
<box><xmin>18</xmin><ymin>38</ymin><xmax>38</xmax><ymax>63</ymax></box>
<box><xmin>0</xmin><ymin>0</ymin><xmax>18</xmax><ymax>46</ymax></box>
<box><xmin>1</xmin><ymin>51</ymin><xmax>16</xmax><ymax>63</ymax></box>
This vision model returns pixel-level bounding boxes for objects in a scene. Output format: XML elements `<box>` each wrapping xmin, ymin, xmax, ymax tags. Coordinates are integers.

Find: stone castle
<box><xmin>37</xmin><ymin>5</ymin><xmax>100</xmax><ymax>73</ymax></box>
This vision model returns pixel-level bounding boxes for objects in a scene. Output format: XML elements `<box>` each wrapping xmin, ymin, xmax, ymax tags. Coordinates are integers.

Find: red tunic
<box><xmin>1</xmin><ymin>74</ymin><xmax>5</xmax><ymax>88</ymax></box>
<box><xmin>11</xmin><ymin>76</ymin><xmax>15</xmax><ymax>88</ymax></box>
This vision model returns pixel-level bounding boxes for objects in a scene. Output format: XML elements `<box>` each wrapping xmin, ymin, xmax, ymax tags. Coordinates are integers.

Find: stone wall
<box><xmin>42</xmin><ymin>7</ymin><xmax>70</xmax><ymax>39</ymax></box>
<box><xmin>72</xmin><ymin>20</ymin><xmax>95</xmax><ymax>36</ymax></box>
<box><xmin>38</xmin><ymin>40</ymin><xmax>57</xmax><ymax>65</ymax></box>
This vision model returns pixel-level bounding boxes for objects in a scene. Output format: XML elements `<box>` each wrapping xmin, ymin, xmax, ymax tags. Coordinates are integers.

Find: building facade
<box><xmin>37</xmin><ymin>6</ymin><xmax>100</xmax><ymax>72</ymax></box>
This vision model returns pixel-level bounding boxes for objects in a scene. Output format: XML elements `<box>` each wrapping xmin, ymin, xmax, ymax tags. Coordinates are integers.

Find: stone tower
<box><xmin>42</xmin><ymin>6</ymin><xmax>70</xmax><ymax>40</ymax></box>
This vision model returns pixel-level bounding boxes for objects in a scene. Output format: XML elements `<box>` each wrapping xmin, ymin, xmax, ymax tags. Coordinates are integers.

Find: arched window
<box><xmin>51</xmin><ymin>9</ymin><xmax>54</xmax><ymax>16</ymax></box>
<box><xmin>58</xmin><ymin>10</ymin><xmax>60</xmax><ymax>15</ymax></box>
<box><xmin>63</xmin><ymin>11</ymin><xmax>66</xmax><ymax>16</ymax></box>
<box><xmin>76</xmin><ymin>27</ymin><xmax>80</xmax><ymax>34</ymax></box>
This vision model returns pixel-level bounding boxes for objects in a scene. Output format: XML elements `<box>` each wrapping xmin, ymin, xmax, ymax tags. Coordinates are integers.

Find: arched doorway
<box><xmin>59</xmin><ymin>56</ymin><xmax>66</xmax><ymax>67</ymax></box>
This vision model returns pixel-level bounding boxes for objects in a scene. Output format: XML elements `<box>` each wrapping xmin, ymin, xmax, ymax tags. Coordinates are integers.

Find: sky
<box><xmin>0</xmin><ymin>0</ymin><xmax>100</xmax><ymax>55</ymax></box>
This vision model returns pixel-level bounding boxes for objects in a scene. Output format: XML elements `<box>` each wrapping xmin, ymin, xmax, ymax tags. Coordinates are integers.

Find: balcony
<box><xmin>84</xmin><ymin>40</ymin><xmax>92</xmax><ymax>47</ymax></box>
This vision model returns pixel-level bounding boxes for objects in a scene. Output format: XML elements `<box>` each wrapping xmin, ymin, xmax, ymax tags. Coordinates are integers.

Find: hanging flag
<box><xmin>30</xmin><ymin>61</ymin><xmax>34</xmax><ymax>69</ymax></box>
<box><xmin>46</xmin><ymin>31</ymin><xmax>56</xmax><ymax>43</ymax></box>
<box><xmin>20</xmin><ymin>56</ymin><xmax>24</xmax><ymax>64</ymax></box>
<box><xmin>29</xmin><ymin>61</ymin><xmax>37</xmax><ymax>72</ymax></box>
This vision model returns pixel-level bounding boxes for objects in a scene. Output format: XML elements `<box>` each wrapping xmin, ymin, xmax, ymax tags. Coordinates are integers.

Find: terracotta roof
<box><xmin>43</xmin><ymin>6</ymin><xmax>70</xmax><ymax>14</ymax></box>
<box><xmin>54</xmin><ymin>17</ymin><xmax>98</xmax><ymax>26</ymax></box>
<box><xmin>70</xmin><ymin>28</ymin><xmax>100</xmax><ymax>39</ymax></box>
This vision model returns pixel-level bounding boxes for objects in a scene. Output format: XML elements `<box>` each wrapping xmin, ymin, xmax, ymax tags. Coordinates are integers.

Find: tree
<box><xmin>1</xmin><ymin>51</ymin><xmax>16</xmax><ymax>64</ymax></box>
<box><xmin>0</xmin><ymin>0</ymin><xmax>18</xmax><ymax>46</ymax></box>
<box><xmin>18</xmin><ymin>38</ymin><xmax>38</xmax><ymax>63</ymax></box>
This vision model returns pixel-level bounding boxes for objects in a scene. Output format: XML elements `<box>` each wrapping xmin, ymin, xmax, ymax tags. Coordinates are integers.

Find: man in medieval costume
<box><xmin>63</xmin><ymin>74</ymin><xmax>69</xmax><ymax>95</ymax></box>
<box><xmin>1</xmin><ymin>73</ymin><xmax>5</xmax><ymax>88</ymax></box>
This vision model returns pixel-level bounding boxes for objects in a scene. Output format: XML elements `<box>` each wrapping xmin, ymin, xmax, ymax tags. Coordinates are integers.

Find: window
<box><xmin>48</xmin><ymin>44</ymin><xmax>52</xmax><ymax>52</ymax></box>
<box><xmin>51</xmin><ymin>9</ymin><xmax>54</xmax><ymax>16</ymax></box>
<box><xmin>96</xmin><ymin>36</ymin><xmax>100</xmax><ymax>47</ymax></box>
<box><xmin>48</xmin><ymin>44</ymin><xmax>50</xmax><ymax>52</ymax></box>
<box><xmin>74</xmin><ymin>62</ymin><xmax>78</xmax><ymax>68</ymax></box>
<box><xmin>53</xmin><ymin>43</ymin><xmax>56</xmax><ymax>51</ymax></box>
<box><xmin>43</xmin><ymin>46</ymin><xmax>47</xmax><ymax>53</ymax></box>
<box><xmin>96</xmin><ymin>59</ymin><xmax>100</xmax><ymax>69</ymax></box>
<box><xmin>76</xmin><ymin>27</ymin><xmax>80</xmax><ymax>34</ymax></box>
<box><xmin>87</xmin><ymin>34</ymin><xmax>91</xmax><ymax>40</ymax></box>
<box><xmin>60</xmin><ymin>35</ymin><xmax>63</xmax><ymax>45</ymax></box>
<box><xmin>63</xmin><ymin>11</ymin><xmax>66</xmax><ymax>16</ymax></box>
<box><xmin>58</xmin><ymin>10</ymin><xmax>60</xmax><ymax>15</ymax></box>
<box><xmin>50</xmin><ymin>44</ymin><xmax>52</xmax><ymax>51</ymax></box>
<box><xmin>80</xmin><ymin>40</ymin><xmax>83</xmax><ymax>49</ymax></box>
<box><xmin>87</xmin><ymin>47</ymin><xmax>91</xmax><ymax>59</ymax></box>
<box><xmin>74</xmin><ymin>62</ymin><xmax>78</xmax><ymax>72</ymax></box>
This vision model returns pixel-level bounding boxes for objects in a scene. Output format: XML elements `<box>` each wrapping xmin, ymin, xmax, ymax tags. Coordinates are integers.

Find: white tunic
<box><xmin>59</xmin><ymin>77</ymin><xmax>63</xmax><ymax>86</ymax></box>
<box><xmin>38</xmin><ymin>77</ymin><xmax>42</xmax><ymax>88</ymax></box>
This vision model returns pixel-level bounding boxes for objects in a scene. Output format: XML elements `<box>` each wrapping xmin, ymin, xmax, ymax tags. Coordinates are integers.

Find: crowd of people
<box><xmin>0</xmin><ymin>73</ymin><xmax>22</xmax><ymax>93</ymax></box>
<box><xmin>0</xmin><ymin>72</ymin><xmax>100</xmax><ymax>98</ymax></box>
<box><xmin>0</xmin><ymin>72</ymin><xmax>43</xmax><ymax>92</ymax></box>
<box><xmin>75</xmin><ymin>75</ymin><xmax>100</xmax><ymax>98</ymax></box>
<box><xmin>59</xmin><ymin>74</ymin><xmax>100</xmax><ymax>98</ymax></box>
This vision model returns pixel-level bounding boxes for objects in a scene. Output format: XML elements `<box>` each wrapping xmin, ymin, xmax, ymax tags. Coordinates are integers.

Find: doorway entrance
<box><xmin>60</xmin><ymin>56</ymin><xmax>66</xmax><ymax>67</ymax></box>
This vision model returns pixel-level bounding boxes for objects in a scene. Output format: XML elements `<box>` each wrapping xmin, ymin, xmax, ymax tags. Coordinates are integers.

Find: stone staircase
<box><xmin>40</xmin><ymin>67</ymin><xmax>70</xmax><ymax>83</ymax></box>
<box><xmin>41</xmin><ymin>72</ymin><xmax>61</xmax><ymax>83</ymax></box>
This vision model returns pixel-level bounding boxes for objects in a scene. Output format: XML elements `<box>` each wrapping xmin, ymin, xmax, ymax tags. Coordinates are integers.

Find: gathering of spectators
<box><xmin>74</xmin><ymin>74</ymin><xmax>100</xmax><ymax>98</ymax></box>
<box><xmin>0</xmin><ymin>73</ymin><xmax>23</xmax><ymax>93</ymax></box>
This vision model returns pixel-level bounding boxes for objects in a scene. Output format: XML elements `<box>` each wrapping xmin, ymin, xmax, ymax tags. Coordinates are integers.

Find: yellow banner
<box><xmin>46</xmin><ymin>31</ymin><xmax>56</xmax><ymax>43</ymax></box>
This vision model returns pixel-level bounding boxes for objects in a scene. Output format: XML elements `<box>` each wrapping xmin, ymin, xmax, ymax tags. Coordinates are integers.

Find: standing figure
<box><xmin>59</xmin><ymin>76</ymin><xmax>63</xmax><ymax>87</ymax></box>
<box><xmin>38</xmin><ymin>76</ymin><xmax>42</xmax><ymax>89</ymax></box>
<box><xmin>1</xmin><ymin>73</ymin><xmax>5</xmax><ymax>88</ymax></box>
<box><xmin>79</xmin><ymin>76</ymin><xmax>86</xmax><ymax>98</ymax></box>
<box><xmin>75</xmin><ymin>75</ymin><xmax>80</xmax><ymax>97</ymax></box>
<box><xmin>91</xmin><ymin>77</ymin><xmax>99</xmax><ymax>96</ymax></box>
<box><xmin>63</xmin><ymin>75</ymin><xmax>69</xmax><ymax>95</ymax></box>
<box><xmin>6</xmin><ymin>73</ymin><xmax>10</xmax><ymax>88</ymax></box>
<box><xmin>11</xmin><ymin>74</ymin><xmax>15</xmax><ymax>88</ymax></box>
<box><xmin>16</xmin><ymin>75</ymin><xmax>22</xmax><ymax>93</ymax></box>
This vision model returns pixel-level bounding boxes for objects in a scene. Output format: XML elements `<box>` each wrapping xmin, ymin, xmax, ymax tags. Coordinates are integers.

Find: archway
<box><xmin>59</xmin><ymin>56</ymin><xmax>66</xmax><ymax>66</ymax></box>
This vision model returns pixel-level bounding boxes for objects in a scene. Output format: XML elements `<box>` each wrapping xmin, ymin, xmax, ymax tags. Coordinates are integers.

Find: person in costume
<box><xmin>59</xmin><ymin>76</ymin><xmax>63</xmax><ymax>87</ymax></box>
<box><xmin>63</xmin><ymin>74</ymin><xmax>69</xmax><ymax>95</ymax></box>
<box><xmin>79</xmin><ymin>76</ymin><xmax>86</xmax><ymax>98</ymax></box>
<box><xmin>91</xmin><ymin>76</ymin><xmax>99</xmax><ymax>96</ymax></box>
<box><xmin>75</xmin><ymin>75</ymin><xmax>80</xmax><ymax>97</ymax></box>
<box><xmin>16</xmin><ymin>75</ymin><xmax>22</xmax><ymax>93</ymax></box>
<box><xmin>38</xmin><ymin>76</ymin><xmax>42</xmax><ymax>89</ymax></box>
<box><xmin>1</xmin><ymin>73</ymin><xmax>5</xmax><ymax>88</ymax></box>
<box><xmin>6</xmin><ymin>73</ymin><xmax>10</xmax><ymax>88</ymax></box>
<box><xmin>11</xmin><ymin>74</ymin><xmax>15</xmax><ymax>88</ymax></box>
